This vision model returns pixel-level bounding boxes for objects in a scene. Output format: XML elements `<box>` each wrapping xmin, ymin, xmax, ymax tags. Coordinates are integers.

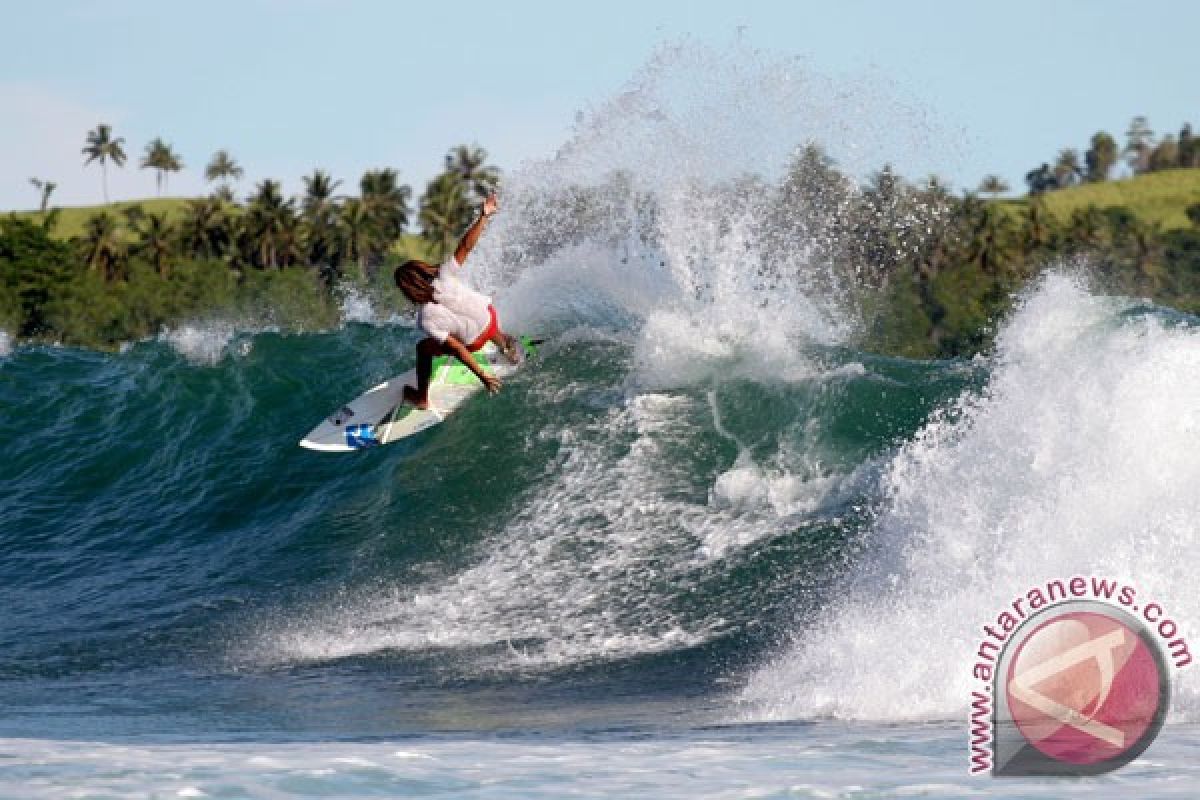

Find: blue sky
<box><xmin>2</xmin><ymin>0</ymin><xmax>1196</xmax><ymax>209</ymax></box>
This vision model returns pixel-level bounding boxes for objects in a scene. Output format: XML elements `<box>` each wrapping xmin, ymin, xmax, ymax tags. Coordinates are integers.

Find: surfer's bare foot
<box><xmin>403</xmin><ymin>386</ymin><xmax>429</xmax><ymax>409</ymax></box>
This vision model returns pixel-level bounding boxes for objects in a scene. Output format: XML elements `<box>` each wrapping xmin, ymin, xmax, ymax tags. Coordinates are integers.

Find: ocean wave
<box><xmin>738</xmin><ymin>273</ymin><xmax>1200</xmax><ymax>722</ymax></box>
<box><xmin>256</xmin><ymin>393</ymin><xmax>733</xmax><ymax>670</ymax></box>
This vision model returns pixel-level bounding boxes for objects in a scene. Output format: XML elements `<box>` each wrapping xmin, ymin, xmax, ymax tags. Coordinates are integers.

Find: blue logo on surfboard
<box><xmin>345</xmin><ymin>424</ymin><xmax>379</xmax><ymax>448</ymax></box>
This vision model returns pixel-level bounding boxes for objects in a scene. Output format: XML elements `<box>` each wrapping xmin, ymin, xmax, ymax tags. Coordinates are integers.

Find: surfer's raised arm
<box><xmin>391</xmin><ymin>189</ymin><xmax>520</xmax><ymax>412</ymax></box>
<box><xmin>454</xmin><ymin>193</ymin><xmax>499</xmax><ymax>266</ymax></box>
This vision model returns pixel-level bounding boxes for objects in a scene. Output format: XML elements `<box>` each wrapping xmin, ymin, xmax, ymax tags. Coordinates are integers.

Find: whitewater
<box><xmin>3</xmin><ymin>44</ymin><xmax>1200</xmax><ymax>798</ymax></box>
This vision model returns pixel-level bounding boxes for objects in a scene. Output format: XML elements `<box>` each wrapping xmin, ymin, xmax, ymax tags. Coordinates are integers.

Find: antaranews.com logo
<box><xmin>968</xmin><ymin>575</ymin><xmax>1191</xmax><ymax>776</ymax></box>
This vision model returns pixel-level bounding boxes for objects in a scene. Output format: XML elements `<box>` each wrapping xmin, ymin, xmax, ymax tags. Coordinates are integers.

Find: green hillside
<box><xmin>998</xmin><ymin>168</ymin><xmax>1200</xmax><ymax>230</ymax></box>
<box><xmin>15</xmin><ymin>198</ymin><xmax>194</xmax><ymax>239</ymax></box>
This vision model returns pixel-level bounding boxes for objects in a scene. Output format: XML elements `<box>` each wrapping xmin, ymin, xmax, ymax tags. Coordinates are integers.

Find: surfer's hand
<box><xmin>481</xmin><ymin>373</ymin><xmax>502</xmax><ymax>395</ymax></box>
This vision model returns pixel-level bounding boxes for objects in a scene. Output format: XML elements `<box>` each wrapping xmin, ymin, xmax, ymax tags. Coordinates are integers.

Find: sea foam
<box><xmin>253</xmin><ymin>43</ymin><xmax>932</xmax><ymax>673</ymax></box>
<box><xmin>738</xmin><ymin>273</ymin><xmax>1200</xmax><ymax>722</ymax></box>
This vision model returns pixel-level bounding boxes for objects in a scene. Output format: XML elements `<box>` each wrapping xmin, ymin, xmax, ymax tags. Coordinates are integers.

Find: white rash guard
<box><xmin>415</xmin><ymin>256</ymin><xmax>493</xmax><ymax>346</ymax></box>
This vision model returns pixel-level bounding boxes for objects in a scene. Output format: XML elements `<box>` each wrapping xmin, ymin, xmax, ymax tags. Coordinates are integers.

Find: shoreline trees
<box><xmin>1018</xmin><ymin>116</ymin><xmax>1198</xmax><ymax>196</ymax></box>
<box><xmin>8</xmin><ymin>123</ymin><xmax>1200</xmax><ymax>355</ymax></box>
<box><xmin>48</xmin><ymin>134</ymin><xmax>500</xmax><ymax>288</ymax></box>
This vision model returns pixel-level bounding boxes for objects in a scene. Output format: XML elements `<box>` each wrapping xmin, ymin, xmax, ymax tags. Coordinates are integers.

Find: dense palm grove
<box><xmin>763</xmin><ymin>131</ymin><xmax>1200</xmax><ymax>356</ymax></box>
<box><xmin>70</xmin><ymin>126</ymin><xmax>499</xmax><ymax>282</ymax></box>
<box><xmin>488</xmin><ymin>120</ymin><xmax>1200</xmax><ymax>357</ymax></box>
<box><xmin>4</xmin><ymin>117</ymin><xmax>1200</xmax><ymax>354</ymax></box>
<box><xmin>2</xmin><ymin>127</ymin><xmax>500</xmax><ymax>348</ymax></box>
<box><xmin>864</xmin><ymin>168</ymin><xmax>1200</xmax><ymax>356</ymax></box>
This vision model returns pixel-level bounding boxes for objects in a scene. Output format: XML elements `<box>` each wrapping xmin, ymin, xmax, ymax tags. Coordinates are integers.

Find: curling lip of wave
<box><xmin>736</xmin><ymin>273</ymin><xmax>1200</xmax><ymax>723</ymax></box>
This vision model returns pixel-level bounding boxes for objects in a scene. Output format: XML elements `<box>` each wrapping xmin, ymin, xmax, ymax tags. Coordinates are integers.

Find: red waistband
<box><xmin>467</xmin><ymin>305</ymin><xmax>498</xmax><ymax>352</ymax></box>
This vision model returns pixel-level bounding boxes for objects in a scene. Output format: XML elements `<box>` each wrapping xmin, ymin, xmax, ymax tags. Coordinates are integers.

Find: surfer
<box><xmin>393</xmin><ymin>193</ymin><xmax>520</xmax><ymax>409</ymax></box>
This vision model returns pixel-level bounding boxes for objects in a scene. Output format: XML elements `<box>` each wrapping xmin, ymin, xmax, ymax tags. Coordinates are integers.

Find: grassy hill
<box><xmin>14</xmin><ymin>197</ymin><xmax>194</xmax><ymax>239</ymax></box>
<box><xmin>997</xmin><ymin>168</ymin><xmax>1200</xmax><ymax>230</ymax></box>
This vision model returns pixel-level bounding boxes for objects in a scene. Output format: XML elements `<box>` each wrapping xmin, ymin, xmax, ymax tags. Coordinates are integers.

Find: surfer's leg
<box><xmin>403</xmin><ymin>337</ymin><xmax>444</xmax><ymax>408</ymax></box>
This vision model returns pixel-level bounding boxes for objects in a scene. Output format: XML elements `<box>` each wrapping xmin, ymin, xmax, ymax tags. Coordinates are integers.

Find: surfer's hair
<box><xmin>394</xmin><ymin>260</ymin><xmax>439</xmax><ymax>305</ymax></box>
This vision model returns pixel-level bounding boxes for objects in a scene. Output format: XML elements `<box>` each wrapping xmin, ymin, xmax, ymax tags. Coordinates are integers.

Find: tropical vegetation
<box><xmin>5</xmin><ymin>116</ymin><xmax>1200</xmax><ymax>356</ymax></box>
<box><xmin>3</xmin><ymin>124</ymin><xmax>499</xmax><ymax>348</ymax></box>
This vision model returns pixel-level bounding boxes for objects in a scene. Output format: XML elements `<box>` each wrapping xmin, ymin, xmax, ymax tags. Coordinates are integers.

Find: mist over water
<box><xmin>249</xmin><ymin>43</ymin><xmax>951</xmax><ymax>675</ymax></box>
<box><xmin>475</xmin><ymin>41</ymin><xmax>947</xmax><ymax>334</ymax></box>
<box><xmin>158</xmin><ymin>322</ymin><xmax>257</xmax><ymax>365</ymax></box>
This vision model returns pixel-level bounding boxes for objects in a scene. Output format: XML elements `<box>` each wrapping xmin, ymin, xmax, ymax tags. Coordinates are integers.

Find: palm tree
<box><xmin>205</xmin><ymin>150</ymin><xmax>244</xmax><ymax>198</ymax></box>
<box><xmin>244</xmin><ymin>180</ymin><xmax>300</xmax><ymax>269</ymax></box>
<box><xmin>79</xmin><ymin>212</ymin><xmax>125</xmax><ymax>280</ymax></box>
<box><xmin>921</xmin><ymin>174</ymin><xmax>952</xmax><ymax>201</ymax></box>
<box><xmin>1020</xmin><ymin>198</ymin><xmax>1057</xmax><ymax>259</ymax></box>
<box><xmin>133</xmin><ymin>212</ymin><xmax>176</xmax><ymax>276</ymax></box>
<box><xmin>29</xmin><ymin>178</ymin><xmax>57</xmax><ymax>212</ymax></box>
<box><xmin>179</xmin><ymin>196</ymin><xmax>232</xmax><ymax>261</ymax></box>
<box><xmin>1053</xmin><ymin>149</ymin><xmax>1083</xmax><ymax>188</ymax></box>
<box><xmin>1147</xmin><ymin>136</ymin><xmax>1179</xmax><ymax>172</ymax></box>
<box><xmin>445</xmin><ymin>144</ymin><xmax>500</xmax><ymax>200</ymax></box>
<box><xmin>302</xmin><ymin>169</ymin><xmax>341</xmax><ymax>215</ymax></box>
<box><xmin>121</xmin><ymin>203</ymin><xmax>147</xmax><ymax>230</ymax></box>
<box><xmin>844</xmin><ymin>164</ymin><xmax>910</xmax><ymax>287</ymax></box>
<box><xmin>82</xmin><ymin>124</ymin><xmax>127</xmax><ymax>203</ymax></box>
<box><xmin>1085</xmin><ymin>132</ymin><xmax>1118</xmax><ymax>182</ymax></box>
<box><xmin>302</xmin><ymin>169</ymin><xmax>342</xmax><ymax>275</ymax></box>
<box><xmin>1024</xmin><ymin>163</ymin><xmax>1058</xmax><ymax>195</ymax></box>
<box><xmin>335</xmin><ymin>198</ymin><xmax>374</xmax><ymax>273</ymax></box>
<box><xmin>140</xmin><ymin>138</ymin><xmax>184</xmax><ymax>196</ymax></box>
<box><xmin>360</xmin><ymin>168</ymin><xmax>412</xmax><ymax>237</ymax></box>
<box><xmin>275</xmin><ymin>213</ymin><xmax>306</xmax><ymax>269</ymax></box>
<box><xmin>977</xmin><ymin>174</ymin><xmax>1009</xmax><ymax>198</ymax></box>
<box><xmin>419</xmin><ymin>172</ymin><xmax>470</xmax><ymax>260</ymax></box>
<box><xmin>1179</xmin><ymin>124</ymin><xmax>1196</xmax><ymax>168</ymax></box>
<box><xmin>966</xmin><ymin>205</ymin><xmax>1016</xmax><ymax>275</ymax></box>
<box><xmin>1124</xmin><ymin>116</ymin><xmax>1154</xmax><ymax>174</ymax></box>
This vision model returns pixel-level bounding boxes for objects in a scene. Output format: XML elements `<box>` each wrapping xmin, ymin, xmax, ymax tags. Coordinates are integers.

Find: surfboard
<box><xmin>299</xmin><ymin>337</ymin><xmax>538</xmax><ymax>452</ymax></box>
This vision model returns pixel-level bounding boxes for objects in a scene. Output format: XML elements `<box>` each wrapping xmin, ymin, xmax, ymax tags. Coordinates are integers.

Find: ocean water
<box><xmin>4</xmin><ymin>44</ymin><xmax>1200</xmax><ymax>798</ymax></box>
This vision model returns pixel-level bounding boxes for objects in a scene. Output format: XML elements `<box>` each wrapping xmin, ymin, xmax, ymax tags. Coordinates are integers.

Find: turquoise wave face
<box><xmin>5</xmin><ymin>274</ymin><xmax>1200</xmax><ymax>739</ymax></box>
<box><xmin>0</xmin><ymin>321</ymin><xmax>970</xmax><ymax>737</ymax></box>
